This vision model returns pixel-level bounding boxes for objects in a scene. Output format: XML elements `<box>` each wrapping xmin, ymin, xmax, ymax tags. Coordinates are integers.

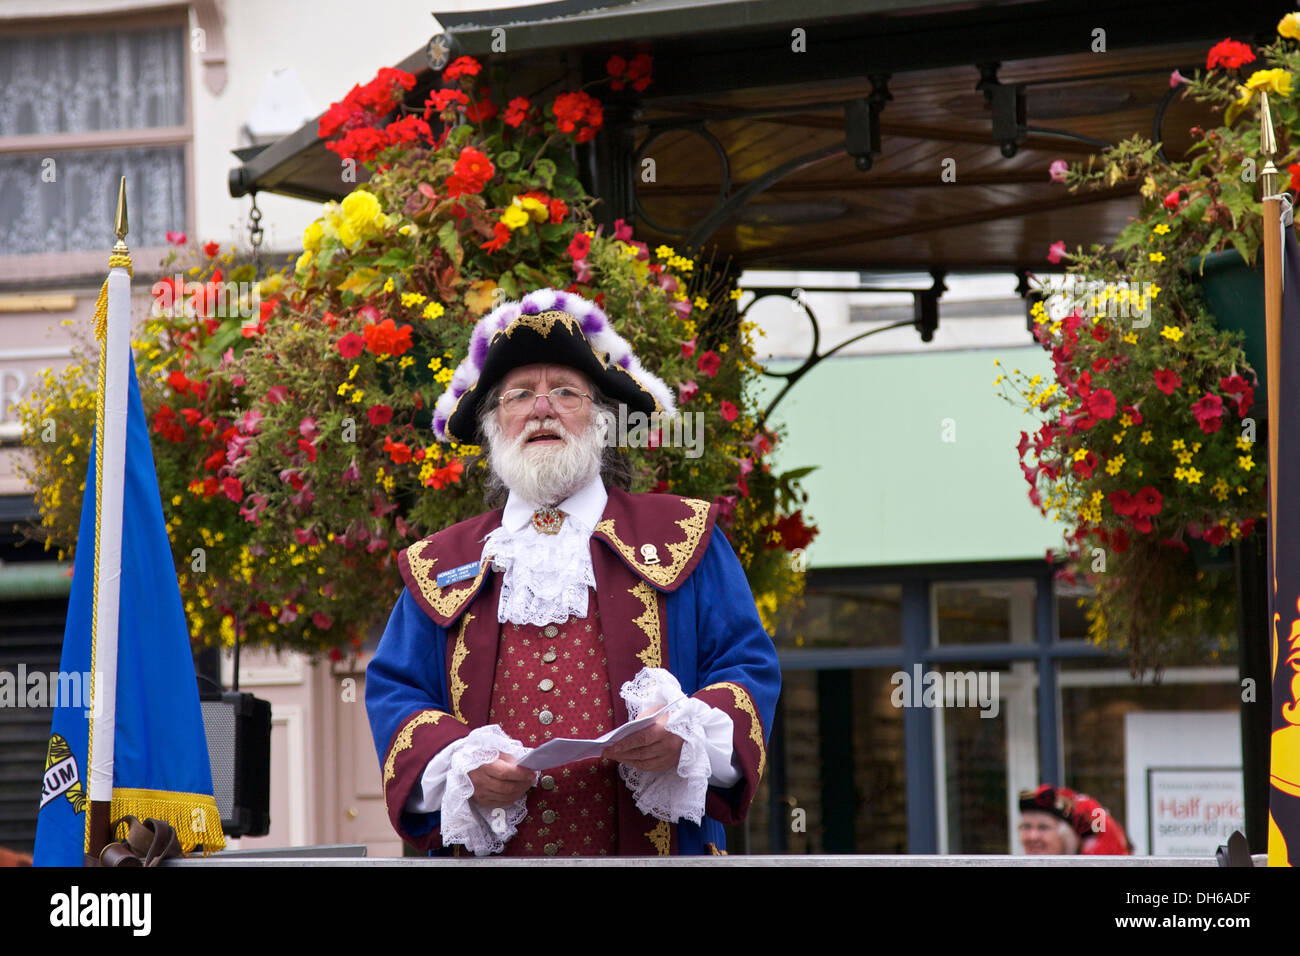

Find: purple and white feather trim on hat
<box><xmin>431</xmin><ymin>289</ymin><xmax>677</xmax><ymax>441</ymax></box>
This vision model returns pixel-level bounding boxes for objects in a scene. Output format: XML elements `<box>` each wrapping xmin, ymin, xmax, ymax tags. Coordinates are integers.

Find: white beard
<box><xmin>484</xmin><ymin>410</ymin><xmax>608</xmax><ymax>507</ymax></box>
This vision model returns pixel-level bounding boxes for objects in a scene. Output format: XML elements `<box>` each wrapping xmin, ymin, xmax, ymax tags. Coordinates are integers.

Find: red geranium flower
<box><xmin>446</xmin><ymin>146</ymin><xmax>494</xmax><ymax>198</ymax></box>
<box><xmin>464</xmin><ymin>97</ymin><xmax>498</xmax><ymax>123</ymax></box>
<box><xmin>697</xmin><ymin>350</ymin><xmax>721</xmax><ymax>378</ymax></box>
<box><xmin>367</xmin><ymin>404</ymin><xmax>393</xmax><ymax>426</ymax></box>
<box><xmin>443</xmin><ymin>56</ymin><xmax>482</xmax><ymax>81</ymax></box>
<box><xmin>1090</xmin><ymin>323</ymin><xmax>1109</xmax><ymax>343</ymax></box>
<box><xmin>337</xmin><ymin>333</ymin><xmax>365</xmax><ymax>359</ymax></box>
<box><xmin>551</xmin><ymin>90</ymin><xmax>603</xmax><ymax>142</ymax></box>
<box><xmin>423</xmin><ymin>88</ymin><xmax>469</xmax><ymax>120</ymax></box>
<box><xmin>547</xmin><ymin>198</ymin><xmax>568</xmax><ymax>223</ymax></box>
<box><xmin>203</xmin><ymin>240</ymin><xmax>220</xmax><ymax>257</ymax></box>
<box><xmin>1153</xmin><ymin>368</ymin><xmax>1181</xmax><ymax>394</ymax></box>
<box><xmin>384</xmin><ymin>115</ymin><xmax>432</xmax><ymax>148</ymax></box>
<box><xmin>1163</xmin><ymin>189</ymin><xmax>1185</xmax><ymax>211</ymax></box>
<box><xmin>504</xmin><ymin>96</ymin><xmax>531</xmax><ymax>127</ymax></box>
<box><xmin>1206</xmin><ymin>39</ymin><xmax>1255</xmax><ymax>71</ymax></box>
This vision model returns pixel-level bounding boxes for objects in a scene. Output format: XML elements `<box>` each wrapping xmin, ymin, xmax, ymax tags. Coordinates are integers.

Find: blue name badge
<box><xmin>436</xmin><ymin>561</ymin><xmax>481</xmax><ymax>589</ymax></box>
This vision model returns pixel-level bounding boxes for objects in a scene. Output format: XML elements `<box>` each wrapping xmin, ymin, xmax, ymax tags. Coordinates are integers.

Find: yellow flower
<box><xmin>1153</xmin><ymin>223</ymin><xmax>1171</xmax><ymax>235</ymax></box>
<box><xmin>398</xmin><ymin>223</ymin><xmax>415</xmax><ymax>237</ymax></box>
<box><xmin>382</xmin><ymin>277</ymin><xmax>395</xmax><ymax>294</ymax></box>
<box><xmin>693</xmin><ymin>296</ymin><xmax>709</xmax><ymax>310</ymax></box>
<box><xmin>401</xmin><ymin>291</ymin><xmax>427</xmax><ymax>308</ymax></box>
<box><xmin>1176</xmin><ymin>450</ymin><xmax>1193</xmax><ymax>465</ymax></box>
<box><xmin>427</xmin><ymin>356</ymin><xmax>443</xmax><ymax>373</ymax></box>
<box><xmin>296</xmin><ymin>250</ymin><xmax>313</xmax><ymax>273</ymax></box>
<box><xmin>500</xmin><ymin>203</ymin><xmax>531</xmax><ymax>230</ymax></box>
<box><xmin>302</xmin><ymin>220</ymin><xmax>324</xmax><ymax>252</ymax></box>
<box><xmin>348</xmin><ymin>364</ymin><xmax>359</xmax><ymax>380</ymax></box>
<box><xmin>336</xmin><ymin>382</ymin><xmax>351</xmax><ymax>397</ymax></box>
<box><xmin>517</xmin><ymin>195</ymin><xmax>549</xmax><ymax>222</ymax></box>
<box><xmin>1235</xmin><ymin>69</ymin><xmax>1292</xmax><ymax>108</ymax></box>
<box><xmin>398</xmin><ymin>356</ymin><xmax>415</xmax><ymax>370</ymax></box>
<box><xmin>435</xmin><ymin>367</ymin><xmax>454</xmax><ymax>385</ymax></box>
<box><xmin>1119</xmin><ymin>413</ymin><xmax>1132</xmax><ymax>428</ymax></box>
<box><xmin>423</xmin><ymin>301</ymin><xmax>445</xmax><ymax>320</ymax></box>
<box><xmin>1149</xmin><ymin>252</ymin><xmax>1166</xmax><ymax>263</ymax></box>
<box><xmin>1238</xmin><ymin>456</ymin><xmax>1255</xmax><ymax>471</ymax></box>
<box><xmin>1123</xmin><ymin>332</ymin><xmax>1138</xmax><ymax>345</ymax></box>
<box><xmin>730</xmin><ymin>288</ymin><xmax>744</xmax><ymax>301</ymax></box>
<box><xmin>1072</xmin><ymin>448</ymin><xmax>1089</xmax><ymax>462</ymax></box>
<box><xmin>1282</xmin><ymin>12</ymin><xmax>1300</xmax><ymax>40</ymax></box>
<box><xmin>1149</xmin><ymin>284</ymin><xmax>1161</xmax><ymax>299</ymax></box>
<box><xmin>1184</xmin><ymin>467</ymin><xmax>1203</xmax><ymax>484</ymax></box>
<box><xmin>1105</xmin><ymin>455</ymin><xmax>1125</xmax><ymax>476</ymax></box>
<box><xmin>1172</xmin><ymin>438</ymin><xmax>1186</xmax><ymax>451</ymax></box>
<box><xmin>1236</xmin><ymin>436</ymin><xmax>1254</xmax><ymax>451</ymax></box>
<box><xmin>1160</xmin><ymin>325</ymin><xmax>1184</xmax><ymax>342</ymax></box>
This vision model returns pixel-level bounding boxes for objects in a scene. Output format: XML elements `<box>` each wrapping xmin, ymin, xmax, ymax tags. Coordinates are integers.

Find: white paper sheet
<box><xmin>515</xmin><ymin>704</ymin><xmax>669</xmax><ymax>771</ymax></box>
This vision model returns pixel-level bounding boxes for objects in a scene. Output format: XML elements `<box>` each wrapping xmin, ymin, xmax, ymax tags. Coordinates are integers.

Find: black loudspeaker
<box><xmin>198</xmin><ymin>691</ymin><xmax>271</xmax><ymax>837</ymax></box>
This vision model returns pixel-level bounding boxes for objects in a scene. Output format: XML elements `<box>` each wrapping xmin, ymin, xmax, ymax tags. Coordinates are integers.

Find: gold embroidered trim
<box><xmin>699</xmin><ymin>681</ymin><xmax>766</xmax><ymax>779</ymax></box>
<box><xmin>404</xmin><ymin>541</ymin><xmax>490</xmax><ymax>621</ymax></box>
<box><xmin>501</xmin><ymin>309</ymin><xmax>578</xmax><ymax>340</ymax></box>
<box><xmin>450</xmin><ymin>613</ymin><xmax>473</xmax><ymax>721</ymax></box>
<box><xmin>629</xmin><ymin>581</ymin><xmax>663</xmax><ymax>668</ymax></box>
<box><xmin>646</xmin><ymin>819</ymin><xmax>671</xmax><ymax>856</ymax></box>
<box><xmin>382</xmin><ymin>710</ymin><xmax>452</xmax><ymax>791</ymax></box>
<box><xmin>595</xmin><ymin>497</ymin><xmax>710</xmax><ymax>588</ymax></box>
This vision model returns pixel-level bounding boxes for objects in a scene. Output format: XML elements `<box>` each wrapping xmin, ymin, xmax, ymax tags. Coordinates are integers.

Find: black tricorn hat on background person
<box><xmin>1018</xmin><ymin>783</ymin><xmax>1077</xmax><ymax>824</ymax></box>
<box><xmin>432</xmin><ymin>288</ymin><xmax>677</xmax><ymax>445</ymax></box>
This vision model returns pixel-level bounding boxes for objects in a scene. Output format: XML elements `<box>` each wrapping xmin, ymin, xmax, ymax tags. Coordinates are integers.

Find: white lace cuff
<box><xmin>437</xmin><ymin>725</ymin><xmax>536</xmax><ymax>856</ymax></box>
<box><xmin>617</xmin><ymin>668</ymin><xmax>721</xmax><ymax>825</ymax></box>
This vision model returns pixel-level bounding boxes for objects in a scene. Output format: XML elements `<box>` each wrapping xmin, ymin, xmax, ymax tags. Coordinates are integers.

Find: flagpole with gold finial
<box><xmin>1262</xmin><ymin>92</ymin><xmax>1281</xmax><ymax>581</ymax></box>
<box><xmin>85</xmin><ymin>177</ymin><xmax>133</xmax><ymax>861</ymax></box>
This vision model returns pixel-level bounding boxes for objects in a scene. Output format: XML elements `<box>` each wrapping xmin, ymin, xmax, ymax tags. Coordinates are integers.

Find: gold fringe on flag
<box><xmin>108</xmin><ymin>788</ymin><xmax>227</xmax><ymax>856</ymax></box>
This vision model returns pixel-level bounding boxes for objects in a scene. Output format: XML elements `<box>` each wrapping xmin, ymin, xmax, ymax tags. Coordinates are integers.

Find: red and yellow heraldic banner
<box><xmin>1269</xmin><ymin>224</ymin><xmax>1300</xmax><ymax>866</ymax></box>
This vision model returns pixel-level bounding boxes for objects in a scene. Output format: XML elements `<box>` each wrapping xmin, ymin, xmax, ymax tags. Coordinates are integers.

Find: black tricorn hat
<box><xmin>433</xmin><ymin>289</ymin><xmax>676</xmax><ymax>445</ymax></box>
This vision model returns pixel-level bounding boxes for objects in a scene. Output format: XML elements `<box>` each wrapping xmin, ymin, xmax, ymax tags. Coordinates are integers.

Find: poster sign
<box><xmin>1146</xmin><ymin>767</ymin><xmax>1244</xmax><ymax>856</ymax></box>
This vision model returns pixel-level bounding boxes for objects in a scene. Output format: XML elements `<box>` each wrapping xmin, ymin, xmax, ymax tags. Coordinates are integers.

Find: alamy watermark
<box><xmin>0</xmin><ymin>666</ymin><xmax>103</xmax><ymax>715</ymax></box>
<box><xmin>151</xmin><ymin>275</ymin><xmax>262</xmax><ymax>321</ymax></box>
<box><xmin>890</xmin><ymin>665</ymin><xmax>1000</xmax><ymax>718</ymax></box>
<box><xmin>597</xmin><ymin>405</ymin><xmax>704</xmax><ymax>459</ymax></box>
<box><xmin>1043</xmin><ymin>274</ymin><xmax>1155</xmax><ymax>328</ymax></box>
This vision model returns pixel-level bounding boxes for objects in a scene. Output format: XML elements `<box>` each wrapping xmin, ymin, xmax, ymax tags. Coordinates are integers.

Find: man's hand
<box><xmin>602</xmin><ymin>710</ymin><xmax>684</xmax><ymax>772</ymax></box>
<box><xmin>469</xmin><ymin>758</ymin><xmax>535</xmax><ymax>809</ymax></box>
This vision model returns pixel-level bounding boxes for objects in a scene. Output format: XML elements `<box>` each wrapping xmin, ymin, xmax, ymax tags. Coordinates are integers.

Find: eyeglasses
<box><xmin>497</xmin><ymin>386</ymin><xmax>592</xmax><ymax>416</ymax></box>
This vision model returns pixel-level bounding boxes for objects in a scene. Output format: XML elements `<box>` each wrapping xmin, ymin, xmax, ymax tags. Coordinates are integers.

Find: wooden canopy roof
<box><xmin>228</xmin><ymin>0</ymin><xmax>1295</xmax><ymax>274</ymax></box>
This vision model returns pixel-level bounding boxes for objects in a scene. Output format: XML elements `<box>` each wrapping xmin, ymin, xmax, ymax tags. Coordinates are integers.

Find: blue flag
<box><xmin>33</xmin><ymin>346</ymin><xmax>225</xmax><ymax>866</ymax></box>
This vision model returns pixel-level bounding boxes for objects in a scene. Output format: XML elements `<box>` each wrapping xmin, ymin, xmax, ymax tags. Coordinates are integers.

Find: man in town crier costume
<box><xmin>365</xmin><ymin>288</ymin><xmax>780</xmax><ymax>856</ymax></box>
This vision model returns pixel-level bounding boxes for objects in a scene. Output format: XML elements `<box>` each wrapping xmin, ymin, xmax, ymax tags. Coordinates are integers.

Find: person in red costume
<box><xmin>1018</xmin><ymin>783</ymin><xmax>1133</xmax><ymax>855</ymax></box>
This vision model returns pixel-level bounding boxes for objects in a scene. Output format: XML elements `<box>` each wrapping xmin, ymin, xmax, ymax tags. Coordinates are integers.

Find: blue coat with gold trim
<box><xmin>364</xmin><ymin>486</ymin><xmax>780</xmax><ymax>855</ymax></box>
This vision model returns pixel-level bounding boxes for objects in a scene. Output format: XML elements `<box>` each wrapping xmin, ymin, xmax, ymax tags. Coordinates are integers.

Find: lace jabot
<box><xmin>481</xmin><ymin>512</ymin><xmax>596</xmax><ymax>626</ymax></box>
